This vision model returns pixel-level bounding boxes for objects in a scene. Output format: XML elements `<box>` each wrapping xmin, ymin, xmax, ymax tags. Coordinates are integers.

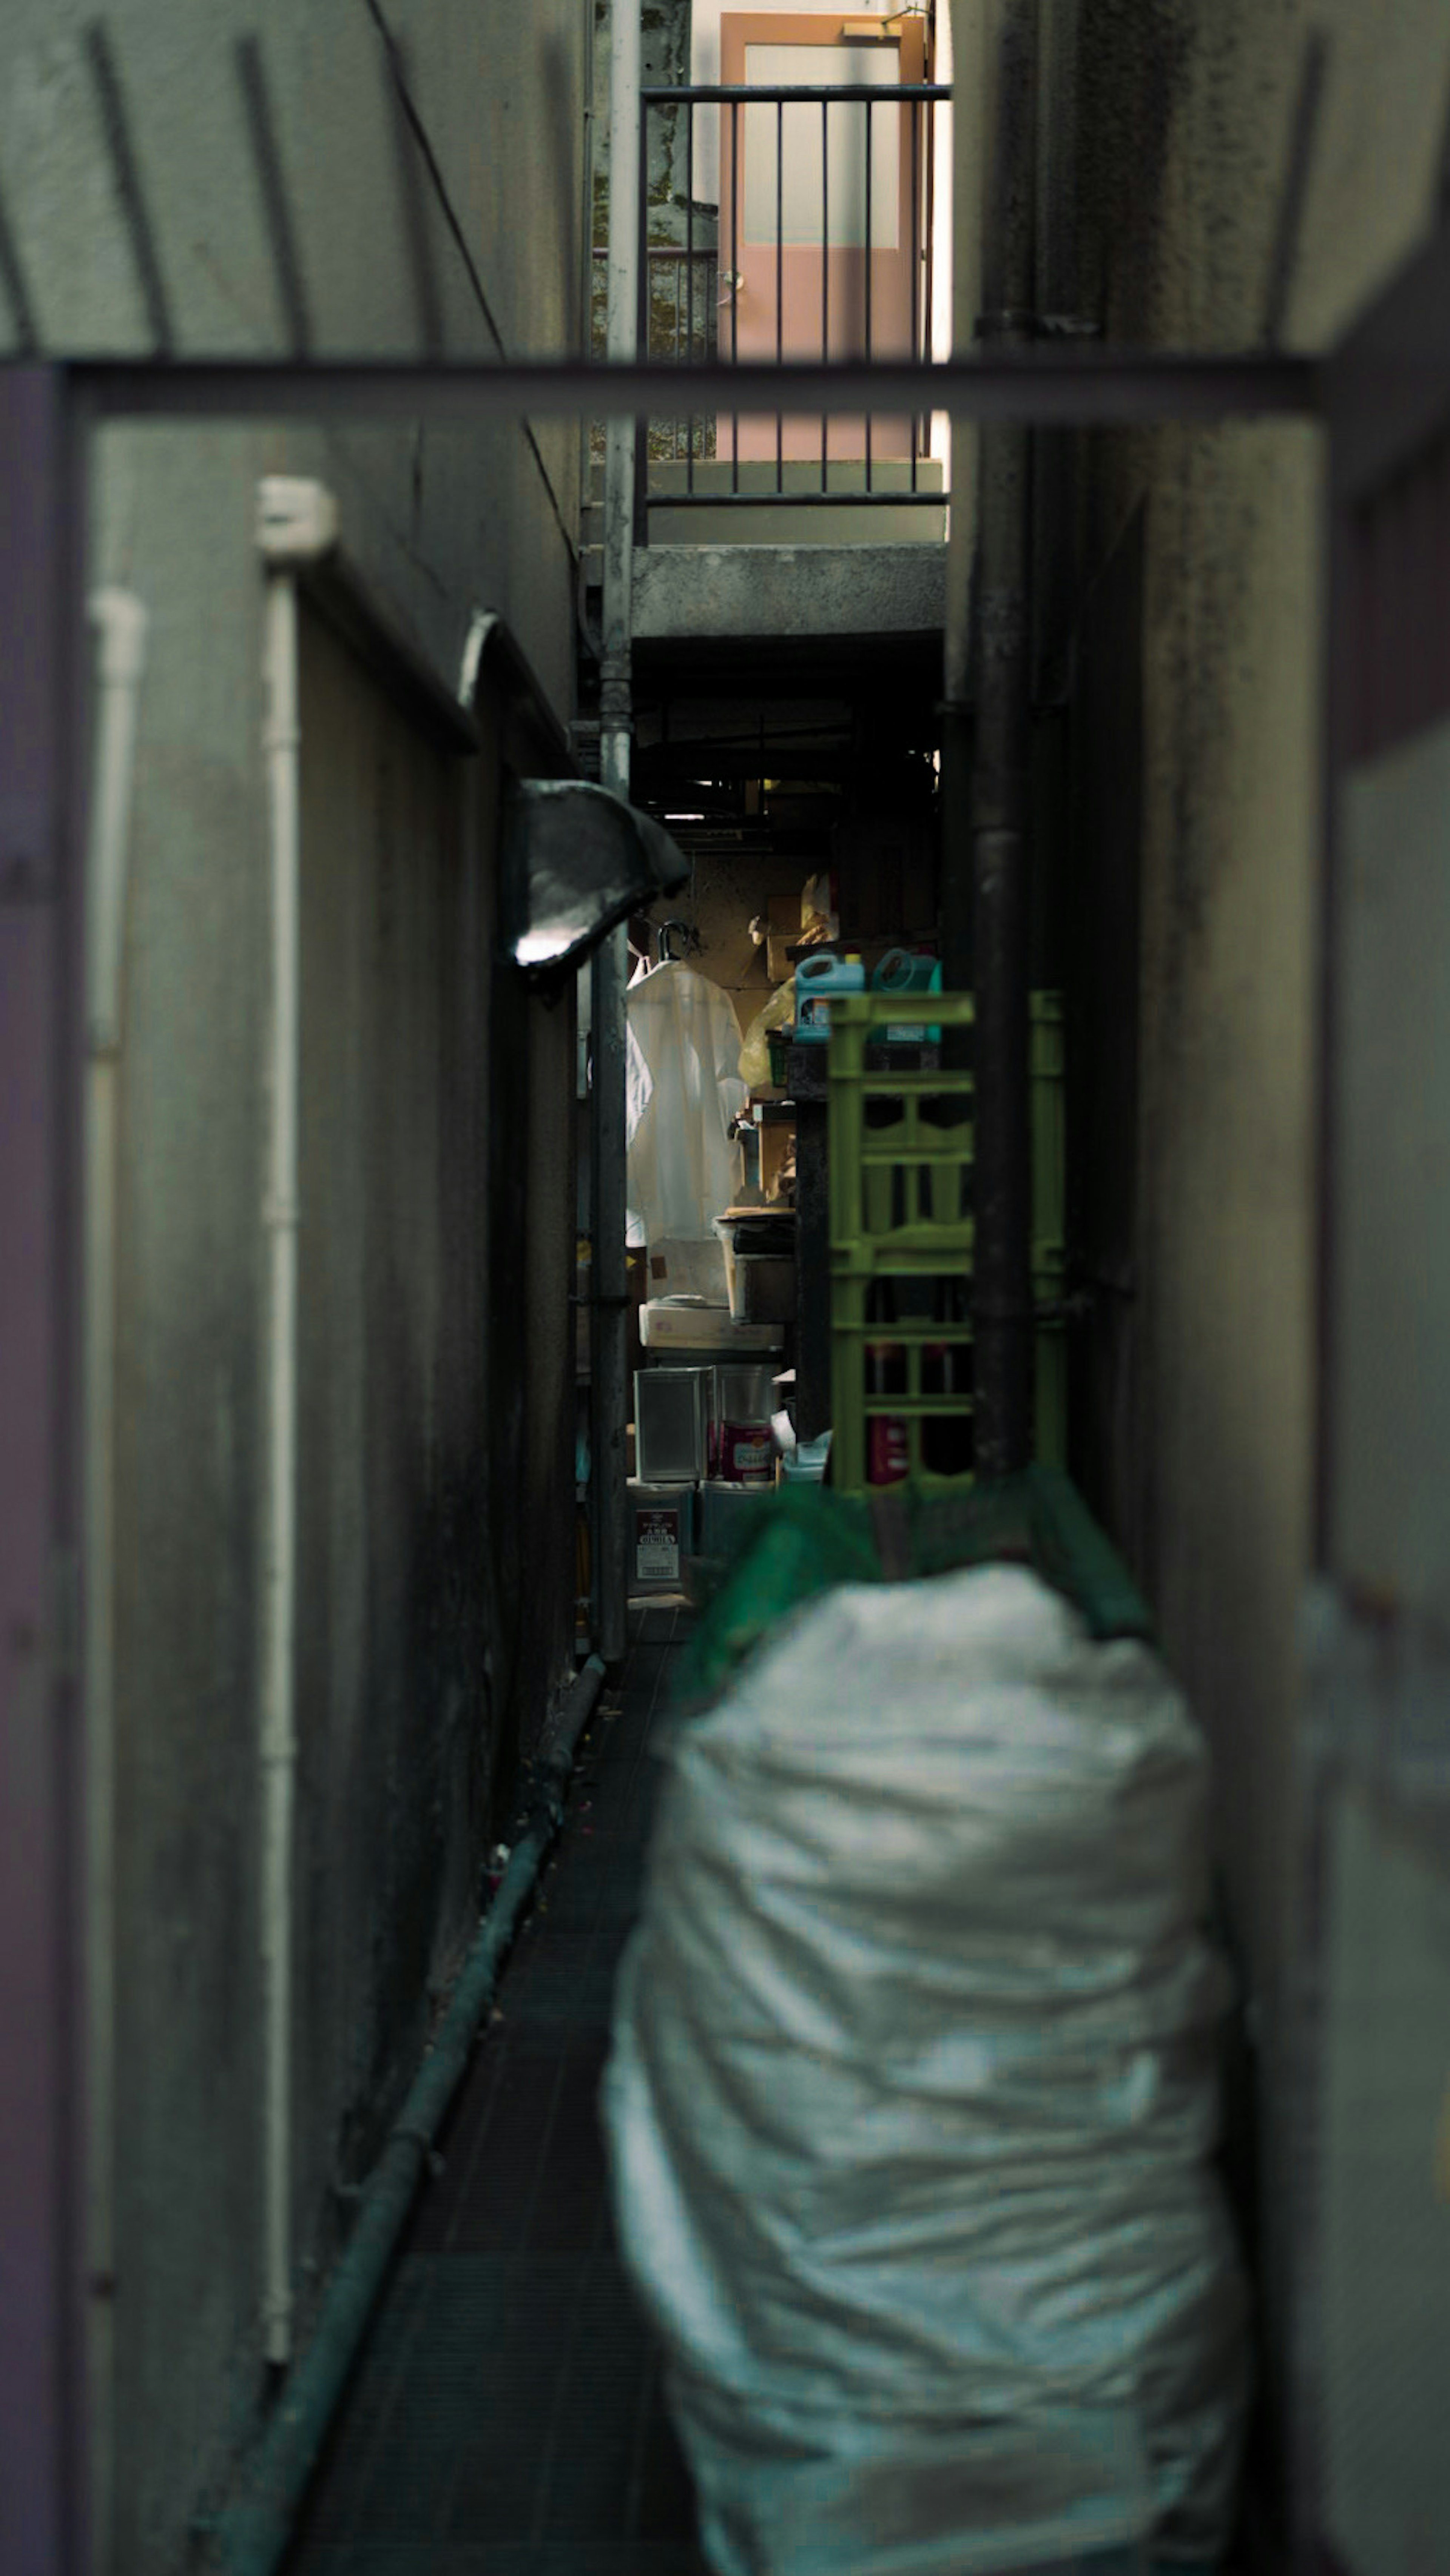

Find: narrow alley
<box><xmin>284</xmin><ymin>1609</ymin><xmax>703</xmax><ymax>2576</ymax></box>
<box><xmin>5</xmin><ymin>5</ymin><xmax>1450</xmax><ymax>2576</ymax></box>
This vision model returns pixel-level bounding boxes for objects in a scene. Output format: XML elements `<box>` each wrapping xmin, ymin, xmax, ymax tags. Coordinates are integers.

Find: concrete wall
<box><xmin>1059</xmin><ymin>0</ymin><xmax>1450</xmax><ymax>2458</ymax></box>
<box><xmin>0</xmin><ymin>6</ymin><xmax>588</xmax><ymax>2565</ymax></box>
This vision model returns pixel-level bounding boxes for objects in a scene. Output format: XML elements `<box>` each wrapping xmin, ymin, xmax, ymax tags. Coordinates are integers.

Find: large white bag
<box><xmin>604</xmin><ymin>1564</ymin><xmax>1249</xmax><ymax>2576</ymax></box>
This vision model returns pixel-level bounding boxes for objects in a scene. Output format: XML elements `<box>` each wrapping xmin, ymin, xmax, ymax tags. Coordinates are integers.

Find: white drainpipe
<box><xmin>84</xmin><ymin>584</ymin><xmax>149</xmax><ymax>2576</ymax></box>
<box><xmin>255</xmin><ymin>477</ymin><xmax>337</xmax><ymax>2366</ymax></box>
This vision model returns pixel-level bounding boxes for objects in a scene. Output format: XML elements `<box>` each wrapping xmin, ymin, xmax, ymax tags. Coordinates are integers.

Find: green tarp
<box><xmin>678</xmin><ymin>1465</ymin><xmax>1154</xmax><ymax>1712</ymax></box>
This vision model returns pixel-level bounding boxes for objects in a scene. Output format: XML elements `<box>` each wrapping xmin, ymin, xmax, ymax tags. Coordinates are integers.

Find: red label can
<box><xmin>722</xmin><ymin>1423</ymin><xmax>773</xmax><ymax>1486</ymax></box>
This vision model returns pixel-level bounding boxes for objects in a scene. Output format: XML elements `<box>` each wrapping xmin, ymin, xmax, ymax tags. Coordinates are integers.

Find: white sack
<box><xmin>604</xmin><ymin>1563</ymin><xmax>1249</xmax><ymax>2576</ymax></box>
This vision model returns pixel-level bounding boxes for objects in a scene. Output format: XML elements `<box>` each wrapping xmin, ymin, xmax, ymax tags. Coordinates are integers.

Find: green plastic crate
<box><xmin>827</xmin><ymin>991</ymin><xmax>1065</xmax><ymax>1495</ymax></box>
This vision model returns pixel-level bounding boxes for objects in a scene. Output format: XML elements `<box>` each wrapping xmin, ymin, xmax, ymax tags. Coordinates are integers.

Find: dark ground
<box><xmin>284</xmin><ymin>1602</ymin><xmax>705</xmax><ymax>2576</ymax></box>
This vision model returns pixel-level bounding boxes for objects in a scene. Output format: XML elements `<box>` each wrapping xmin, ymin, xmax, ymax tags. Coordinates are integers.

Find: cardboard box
<box><xmin>759</xmin><ymin>1117</ymin><xmax>795</xmax><ymax>1203</ymax></box>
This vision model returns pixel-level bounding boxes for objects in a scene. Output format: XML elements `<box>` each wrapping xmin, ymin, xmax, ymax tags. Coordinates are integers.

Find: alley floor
<box><xmin>285</xmin><ymin>1603</ymin><xmax>705</xmax><ymax>2576</ymax></box>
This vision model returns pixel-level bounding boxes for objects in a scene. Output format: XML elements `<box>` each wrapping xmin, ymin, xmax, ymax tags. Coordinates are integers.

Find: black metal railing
<box><xmin>614</xmin><ymin>80</ymin><xmax>951</xmax><ymax>522</ymax></box>
<box><xmin>591</xmin><ymin>247</ymin><xmax>720</xmax><ymax>461</ymax></box>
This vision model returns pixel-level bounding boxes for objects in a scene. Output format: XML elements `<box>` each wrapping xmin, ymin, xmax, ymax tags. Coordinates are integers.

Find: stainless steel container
<box><xmin>634</xmin><ymin>1366</ymin><xmax>710</xmax><ymax>1484</ymax></box>
<box><xmin>698</xmin><ymin>1477</ymin><xmax>773</xmax><ymax>1561</ymax></box>
<box><xmin>716</xmin><ymin>1361</ymin><xmax>777</xmax><ymax>1427</ymax></box>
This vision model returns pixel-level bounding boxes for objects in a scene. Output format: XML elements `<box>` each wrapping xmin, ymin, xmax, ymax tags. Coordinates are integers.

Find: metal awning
<box><xmin>502</xmin><ymin>777</ymin><xmax>689</xmax><ymax>975</ymax></box>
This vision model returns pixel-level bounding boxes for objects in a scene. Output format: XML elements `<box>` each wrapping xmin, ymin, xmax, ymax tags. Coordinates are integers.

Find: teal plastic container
<box><xmin>796</xmin><ymin>950</ymin><xmax>865</xmax><ymax>1043</ymax></box>
<box><xmin>873</xmin><ymin>947</ymin><xmax>942</xmax><ymax>1042</ymax></box>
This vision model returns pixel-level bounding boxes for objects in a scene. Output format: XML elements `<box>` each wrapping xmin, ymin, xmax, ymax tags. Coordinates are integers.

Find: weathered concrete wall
<box><xmin>0</xmin><ymin>6</ymin><xmax>588</xmax><ymax>2565</ymax></box>
<box><xmin>1063</xmin><ymin>0</ymin><xmax>1450</xmax><ymax>2442</ymax></box>
<box><xmin>2</xmin><ymin>2</ymin><xmax>585</xmax><ymax>701</ymax></box>
<box><xmin>290</xmin><ymin>604</ymin><xmax>489</xmax><ymax>2255</ymax></box>
<box><xmin>632</xmin><ymin>541</ymin><xmax>948</xmax><ymax>638</ymax></box>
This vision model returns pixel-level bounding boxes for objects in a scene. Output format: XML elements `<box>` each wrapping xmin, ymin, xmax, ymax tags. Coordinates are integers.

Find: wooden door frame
<box><xmin>718</xmin><ymin>9</ymin><xmax>928</xmax><ymax>464</ymax></box>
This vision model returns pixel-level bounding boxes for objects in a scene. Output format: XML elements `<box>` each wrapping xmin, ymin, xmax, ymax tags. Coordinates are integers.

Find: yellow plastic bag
<box><xmin>738</xmin><ymin>981</ymin><xmax>795</xmax><ymax>1089</ymax></box>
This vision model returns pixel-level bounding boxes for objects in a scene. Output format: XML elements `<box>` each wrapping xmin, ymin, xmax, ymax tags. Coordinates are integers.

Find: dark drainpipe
<box><xmin>963</xmin><ymin>0</ymin><xmax>1039</xmax><ymax>1476</ymax></box>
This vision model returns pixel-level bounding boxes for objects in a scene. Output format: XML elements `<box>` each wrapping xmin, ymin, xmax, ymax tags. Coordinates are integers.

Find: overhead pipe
<box><xmin>592</xmin><ymin>0</ymin><xmax>643</xmax><ymax>1665</ymax></box>
<box><xmin>952</xmin><ymin>0</ymin><xmax>1039</xmax><ymax>1475</ymax></box>
<box><xmin>83</xmin><ymin>583</ymin><xmax>150</xmax><ymax>2576</ymax></box>
<box><xmin>211</xmin><ymin>1655</ymin><xmax>606</xmax><ymax>2576</ymax></box>
<box><xmin>255</xmin><ymin>476</ymin><xmax>339</xmax><ymax>2368</ymax></box>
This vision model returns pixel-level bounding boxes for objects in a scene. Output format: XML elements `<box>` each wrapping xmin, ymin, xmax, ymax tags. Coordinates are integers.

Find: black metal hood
<box><xmin>502</xmin><ymin>778</ymin><xmax>690</xmax><ymax>978</ymax></box>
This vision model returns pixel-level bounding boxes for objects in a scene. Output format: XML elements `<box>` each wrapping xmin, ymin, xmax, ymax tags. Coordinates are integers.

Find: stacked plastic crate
<box><xmin>827</xmin><ymin>991</ymin><xmax>1065</xmax><ymax>1496</ymax></box>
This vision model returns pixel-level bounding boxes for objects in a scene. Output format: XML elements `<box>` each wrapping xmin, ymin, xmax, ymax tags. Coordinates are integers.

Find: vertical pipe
<box><xmin>259</xmin><ymin>565</ymin><xmax>302</xmax><ymax>2366</ymax></box>
<box><xmin>969</xmin><ymin>0</ymin><xmax>1038</xmax><ymax>1476</ymax></box>
<box><xmin>578</xmin><ymin>0</ymin><xmax>596</xmax><ymax>501</ymax></box>
<box><xmin>251</xmin><ymin>484</ymin><xmax>339</xmax><ymax>2379</ymax></box>
<box><xmin>634</xmin><ymin>91</ymin><xmax>651</xmax><ymax>544</ymax></box>
<box><xmin>594</xmin><ymin>0</ymin><xmax>641</xmax><ymax>1667</ymax></box>
<box><xmin>941</xmin><ymin>7</ymin><xmax>977</xmax><ymax>1003</ymax></box>
<box><xmin>687</xmin><ymin>106</ymin><xmax>696</xmax><ymax>489</ymax></box>
<box><xmin>1034</xmin><ymin>0</ymin><xmax>1081</xmax><ymax>700</ymax></box>
<box><xmin>83</xmin><ymin>585</ymin><xmax>148</xmax><ymax>2576</ymax></box>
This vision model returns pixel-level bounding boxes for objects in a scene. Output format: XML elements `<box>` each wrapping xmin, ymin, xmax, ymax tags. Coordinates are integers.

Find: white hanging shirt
<box><xmin>625</xmin><ymin>963</ymin><xmax>748</xmax><ymax>1248</ymax></box>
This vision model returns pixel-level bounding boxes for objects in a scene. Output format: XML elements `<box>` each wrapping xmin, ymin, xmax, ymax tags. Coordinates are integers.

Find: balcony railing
<box><xmin>600</xmin><ymin>79</ymin><xmax>952</xmax><ymax>531</ymax></box>
<box><xmin>591</xmin><ymin>247</ymin><xmax>720</xmax><ymax>462</ymax></box>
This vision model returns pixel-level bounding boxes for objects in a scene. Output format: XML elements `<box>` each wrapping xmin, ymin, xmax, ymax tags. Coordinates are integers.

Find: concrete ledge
<box><xmin>630</xmin><ymin>544</ymin><xmax>947</xmax><ymax>642</ymax></box>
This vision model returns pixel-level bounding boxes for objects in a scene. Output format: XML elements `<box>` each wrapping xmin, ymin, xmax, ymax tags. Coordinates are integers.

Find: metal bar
<box><xmin>578</xmin><ymin>0</ymin><xmax>597</xmax><ymax>508</ymax></box>
<box><xmin>821</xmin><ymin>97</ymin><xmax>829</xmax><ymax>489</ymax></box>
<box><xmin>686</xmin><ymin>102</ymin><xmax>695</xmax><ymax>490</ymax></box>
<box><xmin>1313</xmin><ymin>476</ymin><xmax>1352</xmax><ymax>1572</ymax></box>
<box><xmin>865</xmin><ymin>93</ymin><xmax>873</xmax><ymax>494</ymax></box>
<box><xmin>642</xmin><ymin>83</ymin><xmax>952</xmax><ymax>102</ymax></box>
<box><xmin>0</xmin><ymin>360</ymin><xmax>91</xmax><ymax>2576</ymax></box>
<box><xmin>624</xmin><ymin>484</ymin><xmax>946</xmax><ymax>505</ymax></box>
<box><xmin>731</xmin><ymin>100</ymin><xmax>739</xmax><ymax>490</ymax></box>
<box><xmin>925</xmin><ymin>82</ymin><xmax>939</xmax><ymax>475</ymax></box>
<box><xmin>51</xmin><ymin>351</ymin><xmax>1322</xmax><ymax>426</ymax></box>
<box><xmin>911</xmin><ymin>94</ymin><xmax>919</xmax><ymax>491</ymax></box>
<box><xmin>776</xmin><ymin>98</ymin><xmax>784</xmax><ymax>496</ymax></box>
<box><xmin>634</xmin><ymin>91</ymin><xmax>650</xmax><ymax>541</ymax></box>
<box><xmin>671</xmin><ymin>256</ymin><xmax>680</xmax><ymax>460</ymax></box>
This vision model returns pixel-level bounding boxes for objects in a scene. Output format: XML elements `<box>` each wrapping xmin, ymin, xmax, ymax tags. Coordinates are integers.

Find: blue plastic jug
<box><xmin>796</xmin><ymin>950</ymin><xmax>864</xmax><ymax>1043</ymax></box>
<box><xmin>873</xmin><ymin>947</ymin><xmax>942</xmax><ymax>1043</ymax></box>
